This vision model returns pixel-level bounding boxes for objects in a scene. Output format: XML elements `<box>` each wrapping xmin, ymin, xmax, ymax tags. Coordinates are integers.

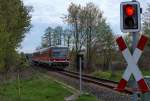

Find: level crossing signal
<box><xmin>116</xmin><ymin>35</ymin><xmax>149</xmax><ymax>93</ymax></box>
<box><xmin>120</xmin><ymin>1</ymin><xmax>141</xmax><ymax>32</ymax></box>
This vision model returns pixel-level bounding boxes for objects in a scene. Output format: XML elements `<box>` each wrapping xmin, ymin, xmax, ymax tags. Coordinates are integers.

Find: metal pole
<box><xmin>130</xmin><ymin>0</ymin><xmax>139</xmax><ymax>100</ymax></box>
<box><xmin>79</xmin><ymin>56</ymin><xmax>82</xmax><ymax>94</ymax></box>
<box><xmin>132</xmin><ymin>32</ymin><xmax>138</xmax><ymax>51</ymax></box>
<box><xmin>130</xmin><ymin>32</ymin><xmax>139</xmax><ymax>101</ymax></box>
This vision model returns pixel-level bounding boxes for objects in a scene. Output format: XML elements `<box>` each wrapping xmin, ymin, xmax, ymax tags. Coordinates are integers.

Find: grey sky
<box><xmin>20</xmin><ymin>0</ymin><xmax>150</xmax><ymax>53</ymax></box>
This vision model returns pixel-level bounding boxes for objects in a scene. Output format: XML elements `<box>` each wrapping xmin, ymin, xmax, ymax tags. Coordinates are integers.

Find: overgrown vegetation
<box><xmin>0</xmin><ymin>0</ymin><xmax>31</xmax><ymax>72</ymax></box>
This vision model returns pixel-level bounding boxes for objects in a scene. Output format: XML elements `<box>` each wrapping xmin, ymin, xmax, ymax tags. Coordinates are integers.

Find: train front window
<box><xmin>52</xmin><ymin>48</ymin><xmax>68</xmax><ymax>58</ymax></box>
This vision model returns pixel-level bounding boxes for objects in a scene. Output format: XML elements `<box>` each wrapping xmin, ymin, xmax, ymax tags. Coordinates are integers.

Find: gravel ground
<box><xmin>47</xmin><ymin>71</ymin><xmax>132</xmax><ymax>101</ymax></box>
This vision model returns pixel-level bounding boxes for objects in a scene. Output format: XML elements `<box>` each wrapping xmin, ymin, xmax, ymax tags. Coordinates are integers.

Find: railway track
<box><xmin>34</xmin><ymin>64</ymin><xmax>133</xmax><ymax>96</ymax></box>
<box><xmin>58</xmin><ymin>70</ymin><xmax>133</xmax><ymax>95</ymax></box>
<box><xmin>34</xmin><ymin>65</ymin><xmax>133</xmax><ymax>100</ymax></box>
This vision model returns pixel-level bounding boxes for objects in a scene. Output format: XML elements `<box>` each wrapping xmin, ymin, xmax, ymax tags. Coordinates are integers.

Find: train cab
<box><xmin>32</xmin><ymin>46</ymin><xmax>69</xmax><ymax>69</ymax></box>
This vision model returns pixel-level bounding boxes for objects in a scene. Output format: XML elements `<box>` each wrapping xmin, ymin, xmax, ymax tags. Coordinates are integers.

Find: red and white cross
<box><xmin>116</xmin><ymin>35</ymin><xmax>149</xmax><ymax>93</ymax></box>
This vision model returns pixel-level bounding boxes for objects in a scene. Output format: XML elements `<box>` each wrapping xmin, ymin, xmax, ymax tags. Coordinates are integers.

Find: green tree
<box><xmin>82</xmin><ymin>3</ymin><xmax>105</xmax><ymax>71</ymax></box>
<box><xmin>64</xmin><ymin>2</ymin><xmax>114</xmax><ymax>71</ymax></box>
<box><xmin>0</xmin><ymin>0</ymin><xmax>31</xmax><ymax>70</ymax></box>
<box><xmin>95</xmin><ymin>19</ymin><xmax>114</xmax><ymax>70</ymax></box>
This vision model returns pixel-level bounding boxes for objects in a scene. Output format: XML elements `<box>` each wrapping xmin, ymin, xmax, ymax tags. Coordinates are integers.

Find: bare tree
<box><xmin>143</xmin><ymin>3</ymin><xmax>150</xmax><ymax>47</ymax></box>
<box><xmin>64</xmin><ymin>2</ymin><xmax>114</xmax><ymax>72</ymax></box>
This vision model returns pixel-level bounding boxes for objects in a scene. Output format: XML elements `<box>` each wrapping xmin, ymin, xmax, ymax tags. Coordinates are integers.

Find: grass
<box><xmin>92</xmin><ymin>70</ymin><xmax>122</xmax><ymax>81</ymax></box>
<box><xmin>0</xmin><ymin>73</ymin><xmax>99</xmax><ymax>101</ymax></box>
<box><xmin>92</xmin><ymin>69</ymin><xmax>150</xmax><ymax>82</ymax></box>
<box><xmin>141</xmin><ymin>69</ymin><xmax>150</xmax><ymax>76</ymax></box>
<box><xmin>92</xmin><ymin>71</ymin><xmax>112</xmax><ymax>79</ymax></box>
<box><xmin>0</xmin><ymin>73</ymin><xmax>72</xmax><ymax>101</ymax></box>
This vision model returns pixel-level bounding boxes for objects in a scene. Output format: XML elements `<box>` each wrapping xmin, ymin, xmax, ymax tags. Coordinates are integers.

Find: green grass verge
<box><xmin>0</xmin><ymin>73</ymin><xmax>98</xmax><ymax>101</ymax></box>
<box><xmin>92</xmin><ymin>70</ymin><xmax>122</xmax><ymax>81</ymax></box>
<box><xmin>0</xmin><ymin>73</ymin><xmax>72</xmax><ymax>101</ymax></box>
<box><xmin>141</xmin><ymin>69</ymin><xmax>150</xmax><ymax>76</ymax></box>
<box><xmin>92</xmin><ymin>69</ymin><xmax>150</xmax><ymax>82</ymax></box>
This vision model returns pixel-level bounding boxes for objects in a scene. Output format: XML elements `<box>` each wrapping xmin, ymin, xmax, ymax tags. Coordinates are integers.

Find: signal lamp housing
<box><xmin>120</xmin><ymin>1</ymin><xmax>141</xmax><ymax>33</ymax></box>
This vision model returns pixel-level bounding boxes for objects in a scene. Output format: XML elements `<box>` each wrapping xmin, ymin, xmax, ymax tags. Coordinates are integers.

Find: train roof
<box><xmin>34</xmin><ymin>46</ymin><xmax>68</xmax><ymax>53</ymax></box>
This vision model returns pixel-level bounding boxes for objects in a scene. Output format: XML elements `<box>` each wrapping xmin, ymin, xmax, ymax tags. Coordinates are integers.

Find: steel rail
<box><xmin>59</xmin><ymin>70</ymin><xmax>133</xmax><ymax>95</ymax></box>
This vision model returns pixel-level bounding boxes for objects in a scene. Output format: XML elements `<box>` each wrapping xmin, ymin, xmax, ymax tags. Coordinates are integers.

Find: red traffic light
<box><xmin>121</xmin><ymin>1</ymin><xmax>141</xmax><ymax>32</ymax></box>
<box><xmin>124</xmin><ymin>5</ymin><xmax>135</xmax><ymax>16</ymax></box>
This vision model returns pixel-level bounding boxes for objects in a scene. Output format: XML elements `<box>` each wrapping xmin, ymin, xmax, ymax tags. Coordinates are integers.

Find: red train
<box><xmin>31</xmin><ymin>46</ymin><xmax>69</xmax><ymax>69</ymax></box>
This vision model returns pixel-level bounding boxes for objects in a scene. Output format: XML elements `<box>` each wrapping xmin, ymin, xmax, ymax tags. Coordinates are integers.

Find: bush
<box><xmin>92</xmin><ymin>71</ymin><xmax>111</xmax><ymax>79</ymax></box>
<box><xmin>92</xmin><ymin>70</ymin><xmax>123</xmax><ymax>81</ymax></box>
